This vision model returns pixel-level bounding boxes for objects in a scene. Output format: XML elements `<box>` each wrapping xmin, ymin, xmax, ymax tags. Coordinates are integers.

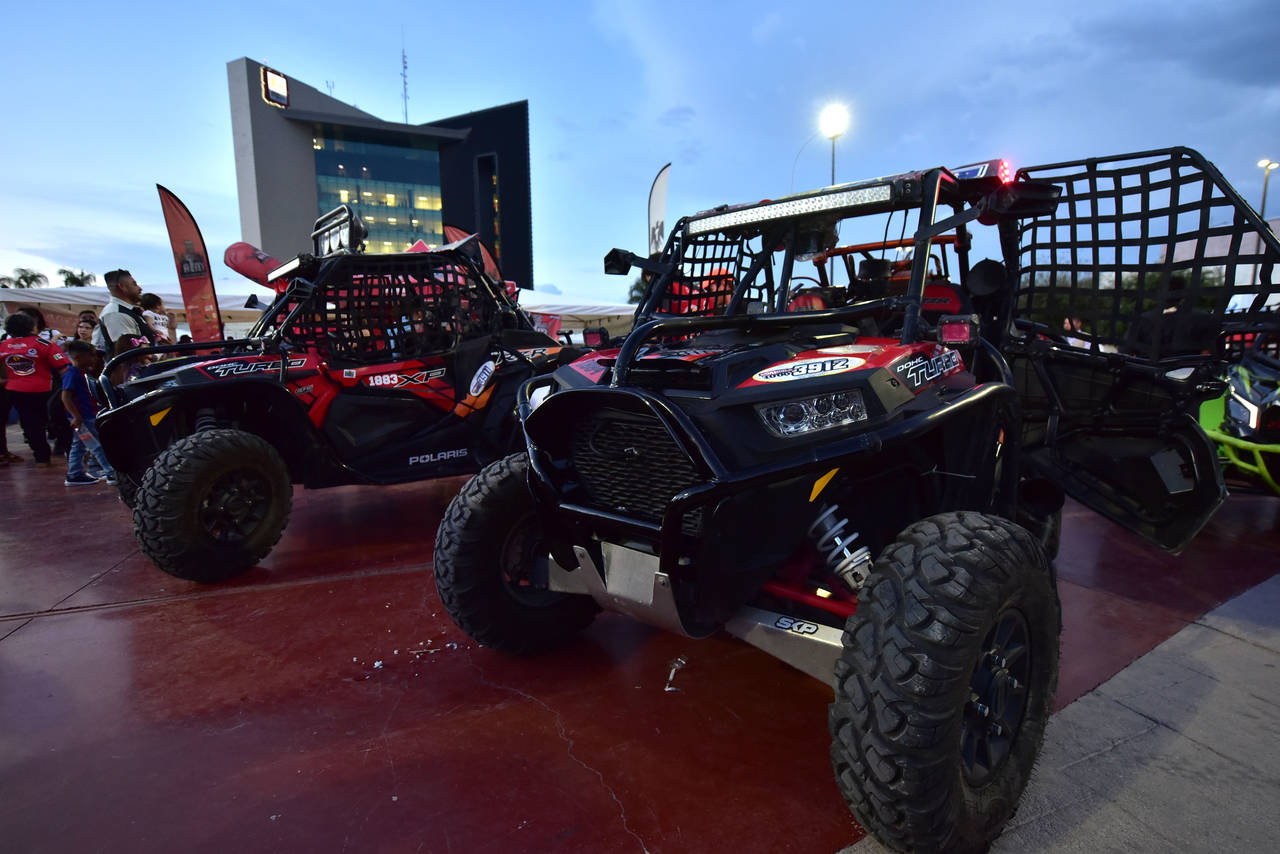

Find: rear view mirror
<box><xmin>979</xmin><ymin>181</ymin><xmax>1062</xmax><ymax>224</ymax></box>
<box><xmin>604</xmin><ymin>248</ymin><xmax>635</xmax><ymax>275</ymax></box>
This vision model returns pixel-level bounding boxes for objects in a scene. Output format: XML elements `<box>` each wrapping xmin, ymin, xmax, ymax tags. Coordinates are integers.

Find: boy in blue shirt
<box><xmin>60</xmin><ymin>339</ymin><xmax>116</xmax><ymax>486</ymax></box>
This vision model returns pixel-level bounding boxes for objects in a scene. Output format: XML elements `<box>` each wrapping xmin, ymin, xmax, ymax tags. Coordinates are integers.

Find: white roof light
<box><xmin>687</xmin><ymin>184</ymin><xmax>891</xmax><ymax>235</ymax></box>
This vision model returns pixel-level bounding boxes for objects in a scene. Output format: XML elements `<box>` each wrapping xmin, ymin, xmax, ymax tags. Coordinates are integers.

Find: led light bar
<box><xmin>758</xmin><ymin>389</ymin><xmax>868</xmax><ymax>438</ymax></box>
<box><xmin>310</xmin><ymin>205</ymin><xmax>367</xmax><ymax>257</ymax></box>
<box><xmin>687</xmin><ymin>184</ymin><xmax>892</xmax><ymax>235</ymax></box>
<box><xmin>266</xmin><ymin>256</ymin><xmax>302</xmax><ymax>283</ymax></box>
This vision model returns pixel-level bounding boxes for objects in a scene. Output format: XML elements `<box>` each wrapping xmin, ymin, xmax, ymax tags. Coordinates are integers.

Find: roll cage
<box><xmin>100</xmin><ymin>243</ymin><xmax>531</xmax><ymax>405</ymax></box>
<box><xmin>608</xmin><ymin>167</ymin><xmax>1058</xmax><ymax>385</ymax></box>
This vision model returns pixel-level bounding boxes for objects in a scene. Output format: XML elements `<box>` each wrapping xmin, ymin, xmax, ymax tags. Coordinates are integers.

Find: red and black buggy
<box><xmin>432</xmin><ymin>147</ymin><xmax>1280</xmax><ymax>853</ymax></box>
<box><xmin>97</xmin><ymin>208</ymin><xmax>573</xmax><ymax>582</ymax></box>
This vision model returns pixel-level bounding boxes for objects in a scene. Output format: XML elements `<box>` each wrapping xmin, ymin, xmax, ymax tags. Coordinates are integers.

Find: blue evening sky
<box><xmin>2</xmin><ymin>0</ymin><xmax>1278</xmax><ymax>303</ymax></box>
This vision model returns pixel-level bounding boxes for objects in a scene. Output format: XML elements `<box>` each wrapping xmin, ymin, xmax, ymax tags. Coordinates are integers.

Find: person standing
<box><xmin>60</xmin><ymin>339</ymin><xmax>115</xmax><ymax>486</ymax></box>
<box><xmin>97</xmin><ymin>269</ymin><xmax>155</xmax><ymax>384</ymax></box>
<box><xmin>0</xmin><ymin>352</ymin><xmax>19</xmax><ymax>464</ymax></box>
<box><xmin>15</xmin><ymin>307</ymin><xmax>74</xmax><ymax>456</ymax></box>
<box><xmin>0</xmin><ymin>312</ymin><xmax>69</xmax><ymax>467</ymax></box>
<box><xmin>75</xmin><ymin>317</ymin><xmax>106</xmax><ymax>378</ymax></box>
<box><xmin>75</xmin><ymin>318</ymin><xmax>96</xmax><ymax>343</ymax></box>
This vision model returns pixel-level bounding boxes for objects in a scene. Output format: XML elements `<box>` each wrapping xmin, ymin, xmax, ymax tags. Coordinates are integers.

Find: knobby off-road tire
<box><xmin>434</xmin><ymin>453</ymin><xmax>597</xmax><ymax>654</ymax></box>
<box><xmin>116</xmin><ymin>471</ymin><xmax>141</xmax><ymax>508</ymax></box>
<box><xmin>829</xmin><ymin>511</ymin><xmax>1060</xmax><ymax>854</ymax></box>
<box><xmin>1043</xmin><ymin>508</ymin><xmax>1062</xmax><ymax>562</ymax></box>
<box><xmin>133</xmin><ymin>428</ymin><xmax>292</xmax><ymax>583</ymax></box>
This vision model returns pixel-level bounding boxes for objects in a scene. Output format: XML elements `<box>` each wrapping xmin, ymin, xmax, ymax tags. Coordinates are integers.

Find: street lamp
<box><xmin>1253</xmin><ymin>159</ymin><xmax>1277</xmax><ymax>285</ymax></box>
<box><xmin>818</xmin><ymin>104</ymin><xmax>850</xmax><ymax>186</ymax></box>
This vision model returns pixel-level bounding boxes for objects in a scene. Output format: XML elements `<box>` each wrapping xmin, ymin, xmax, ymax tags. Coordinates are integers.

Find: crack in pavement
<box><xmin>465</xmin><ymin>651</ymin><xmax>650</xmax><ymax>854</ymax></box>
<box><xmin>1191</xmin><ymin>616</ymin><xmax>1280</xmax><ymax>656</ymax></box>
<box><xmin>1057</xmin><ymin>720</ymin><xmax>1160</xmax><ymax>772</ymax></box>
<box><xmin>1104</xmin><ymin>693</ymin><xmax>1280</xmax><ymax>781</ymax></box>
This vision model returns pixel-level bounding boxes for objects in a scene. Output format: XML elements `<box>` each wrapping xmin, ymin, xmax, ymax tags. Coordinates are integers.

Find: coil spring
<box><xmin>808</xmin><ymin>503</ymin><xmax>873</xmax><ymax>591</ymax></box>
<box><xmin>194</xmin><ymin>408</ymin><xmax>219</xmax><ymax>433</ymax></box>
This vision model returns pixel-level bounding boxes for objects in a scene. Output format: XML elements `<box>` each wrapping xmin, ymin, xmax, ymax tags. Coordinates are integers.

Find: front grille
<box><xmin>570</xmin><ymin>413</ymin><xmax>704</xmax><ymax>534</ymax></box>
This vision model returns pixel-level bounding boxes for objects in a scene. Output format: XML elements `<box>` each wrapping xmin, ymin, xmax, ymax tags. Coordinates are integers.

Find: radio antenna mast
<box><xmin>400</xmin><ymin>31</ymin><xmax>409</xmax><ymax>124</ymax></box>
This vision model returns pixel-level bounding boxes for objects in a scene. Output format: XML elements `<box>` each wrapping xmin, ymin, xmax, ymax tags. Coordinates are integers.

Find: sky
<box><xmin>2</xmin><ymin>0</ymin><xmax>1278</xmax><ymax>304</ymax></box>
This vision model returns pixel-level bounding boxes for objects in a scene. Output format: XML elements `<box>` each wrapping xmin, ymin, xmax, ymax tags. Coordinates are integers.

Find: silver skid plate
<box><xmin>725</xmin><ymin>606</ymin><xmax>845</xmax><ymax>689</ymax></box>
<box><xmin>549</xmin><ymin>543</ymin><xmax>696</xmax><ymax>637</ymax></box>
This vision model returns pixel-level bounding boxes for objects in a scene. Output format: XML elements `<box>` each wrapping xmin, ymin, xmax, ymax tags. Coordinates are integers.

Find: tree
<box><xmin>1</xmin><ymin>267</ymin><xmax>49</xmax><ymax>288</ymax></box>
<box><xmin>58</xmin><ymin>268</ymin><xmax>96</xmax><ymax>287</ymax></box>
<box><xmin>627</xmin><ymin>275</ymin><xmax>646</xmax><ymax>304</ymax></box>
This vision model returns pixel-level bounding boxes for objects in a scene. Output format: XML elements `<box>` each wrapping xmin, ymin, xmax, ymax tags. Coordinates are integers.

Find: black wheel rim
<box><xmin>199</xmin><ymin>468</ymin><xmax>270</xmax><ymax>543</ymax></box>
<box><xmin>962</xmin><ymin>607</ymin><xmax>1032</xmax><ymax>786</ymax></box>
<box><xmin>500</xmin><ymin>515</ymin><xmax>561</xmax><ymax>608</ymax></box>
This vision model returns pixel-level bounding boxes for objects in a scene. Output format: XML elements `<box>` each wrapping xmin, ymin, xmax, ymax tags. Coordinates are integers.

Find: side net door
<box><xmin>1006</xmin><ymin>147</ymin><xmax>1280</xmax><ymax>551</ymax></box>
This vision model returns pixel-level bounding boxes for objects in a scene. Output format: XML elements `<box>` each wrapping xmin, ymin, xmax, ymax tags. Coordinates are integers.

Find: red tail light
<box><xmin>998</xmin><ymin>159</ymin><xmax>1013</xmax><ymax>184</ymax></box>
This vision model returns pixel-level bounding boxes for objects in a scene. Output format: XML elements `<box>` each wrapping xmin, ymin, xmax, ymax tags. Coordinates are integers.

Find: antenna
<box><xmin>325</xmin><ymin>80</ymin><xmax>335</xmax><ymax>97</ymax></box>
<box><xmin>400</xmin><ymin>31</ymin><xmax>409</xmax><ymax>124</ymax></box>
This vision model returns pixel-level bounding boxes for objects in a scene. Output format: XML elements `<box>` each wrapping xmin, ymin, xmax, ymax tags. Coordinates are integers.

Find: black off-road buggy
<box><xmin>97</xmin><ymin>207</ymin><xmax>573</xmax><ymax>582</ymax></box>
<box><xmin>432</xmin><ymin>147</ymin><xmax>1279</xmax><ymax>852</ymax></box>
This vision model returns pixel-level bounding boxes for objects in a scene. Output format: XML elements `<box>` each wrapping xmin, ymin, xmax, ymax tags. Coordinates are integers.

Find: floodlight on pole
<box><xmin>1253</xmin><ymin>159</ymin><xmax>1278</xmax><ymax>285</ymax></box>
<box><xmin>818</xmin><ymin>104</ymin><xmax>850</xmax><ymax>186</ymax></box>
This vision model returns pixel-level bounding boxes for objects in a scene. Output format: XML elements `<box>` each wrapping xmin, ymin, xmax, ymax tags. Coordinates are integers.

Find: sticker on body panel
<box><xmin>204</xmin><ymin>357</ymin><xmax>308</xmax><ymax>378</ymax></box>
<box><xmin>894</xmin><ymin>349</ymin><xmax>962</xmax><ymax>391</ymax></box>
<box><xmin>774</xmin><ymin>616</ymin><xmax>820</xmax><ymax>634</ymax></box>
<box><xmin>752</xmin><ymin>356</ymin><xmax>865</xmax><ymax>383</ymax></box>
<box><xmin>366</xmin><ymin>368</ymin><xmax>447</xmax><ymax>389</ymax></box>
<box><xmin>469</xmin><ymin>361</ymin><xmax>496</xmax><ymax>396</ymax></box>
<box><xmin>409</xmin><ymin>448</ymin><xmax>469</xmax><ymax>465</ymax></box>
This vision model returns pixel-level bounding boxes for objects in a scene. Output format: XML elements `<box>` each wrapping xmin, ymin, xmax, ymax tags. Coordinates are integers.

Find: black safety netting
<box><xmin>1014</xmin><ymin>148</ymin><xmax>1280</xmax><ymax>361</ymax></box>
<box><xmin>652</xmin><ymin>225</ymin><xmax>771</xmax><ymax>317</ymax></box>
<box><xmin>278</xmin><ymin>254</ymin><xmax>500</xmax><ymax>363</ymax></box>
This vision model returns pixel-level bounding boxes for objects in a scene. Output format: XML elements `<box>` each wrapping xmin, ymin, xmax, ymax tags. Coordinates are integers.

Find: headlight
<box><xmin>758</xmin><ymin>389</ymin><xmax>868</xmax><ymax>437</ymax></box>
<box><xmin>1229</xmin><ymin>393</ymin><xmax>1259</xmax><ymax>429</ymax></box>
<box><xmin>529</xmin><ymin>384</ymin><xmax>552</xmax><ymax>411</ymax></box>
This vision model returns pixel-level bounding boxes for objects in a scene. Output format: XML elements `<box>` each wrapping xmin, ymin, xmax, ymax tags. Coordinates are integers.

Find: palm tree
<box><xmin>627</xmin><ymin>275</ymin><xmax>646</xmax><ymax>304</ymax></box>
<box><xmin>4</xmin><ymin>267</ymin><xmax>49</xmax><ymax>288</ymax></box>
<box><xmin>58</xmin><ymin>268</ymin><xmax>96</xmax><ymax>287</ymax></box>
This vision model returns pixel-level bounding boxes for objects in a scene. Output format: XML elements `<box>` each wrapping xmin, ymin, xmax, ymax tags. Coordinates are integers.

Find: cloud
<box><xmin>751</xmin><ymin>13</ymin><xmax>784</xmax><ymax>43</ymax></box>
<box><xmin>536</xmin><ymin>283</ymin><xmax>563</xmax><ymax>295</ymax></box>
<box><xmin>678</xmin><ymin>138</ymin><xmax>704</xmax><ymax>163</ymax></box>
<box><xmin>659</xmin><ymin>106</ymin><xmax>696</xmax><ymax>127</ymax></box>
<box><xmin>1079</xmin><ymin>0</ymin><xmax>1280</xmax><ymax>87</ymax></box>
<box><xmin>0</xmin><ymin>249</ymin><xmax>68</xmax><ymax>287</ymax></box>
<box><xmin>592</xmin><ymin>0</ymin><xmax>691</xmax><ymax>114</ymax></box>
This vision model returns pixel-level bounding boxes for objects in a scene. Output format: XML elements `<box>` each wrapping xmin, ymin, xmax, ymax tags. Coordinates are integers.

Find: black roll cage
<box><xmin>101</xmin><ymin>246</ymin><xmax>527</xmax><ymax>409</ymax></box>
<box><xmin>616</xmin><ymin>168</ymin><xmax>1014</xmax><ymax>387</ymax></box>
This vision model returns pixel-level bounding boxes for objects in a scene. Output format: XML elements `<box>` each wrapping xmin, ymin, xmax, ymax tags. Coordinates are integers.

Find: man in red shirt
<box><xmin>1</xmin><ymin>312</ymin><xmax>69</xmax><ymax>466</ymax></box>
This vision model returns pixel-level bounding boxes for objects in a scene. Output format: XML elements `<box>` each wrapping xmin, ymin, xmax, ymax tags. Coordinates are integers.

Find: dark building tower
<box><xmin>227</xmin><ymin>58</ymin><xmax>533</xmax><ymax>288</ymax></box>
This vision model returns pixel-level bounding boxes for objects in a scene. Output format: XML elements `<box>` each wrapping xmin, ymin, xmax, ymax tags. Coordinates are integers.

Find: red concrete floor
<box><xmin>2</xmin><ymin>451</ymin><xmax>1278</xmax><ymax>853</ymax></box>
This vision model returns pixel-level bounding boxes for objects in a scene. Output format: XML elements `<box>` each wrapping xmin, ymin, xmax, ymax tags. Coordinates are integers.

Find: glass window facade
<box><xmin>314</xmin><ymin>129</ymin><xmax>444</xmax><ymax>253</ymax></box>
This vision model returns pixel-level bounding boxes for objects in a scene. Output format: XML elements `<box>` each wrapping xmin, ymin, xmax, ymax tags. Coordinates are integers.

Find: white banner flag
<box><xmin>648</xmin><ymin>162</ymin><xmax>672</xmax><ymax>256</ymax></box>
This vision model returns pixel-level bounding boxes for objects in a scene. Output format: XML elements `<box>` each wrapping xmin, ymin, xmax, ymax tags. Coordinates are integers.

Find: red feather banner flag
<box><xmin>157</xmin><ymin>185</ymin><xmax>224</xmax><ymax>341</ymax></box>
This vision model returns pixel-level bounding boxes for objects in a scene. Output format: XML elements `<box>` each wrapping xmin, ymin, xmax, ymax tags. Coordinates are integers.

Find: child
<box><xmin>139</xmin><ymin>293</ymin><xmax>172</xmax><ymax>345</ymax></box>
<box><xmin>60</xmin><ymin>339</ymin><xmax>115</xmax><ymax>486</ymax></box>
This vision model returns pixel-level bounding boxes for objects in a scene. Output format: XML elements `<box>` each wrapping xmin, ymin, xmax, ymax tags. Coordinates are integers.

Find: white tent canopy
<box><xmin>519</xmin><ymin>300</ymin><xmax>636</xmax><ymax>342</ymax></box>
<box><xmin>0</xmin><ymin>285</ymin><xmax>264</xmax><ymax>327</ymax></box>
<box><xmin>0</xmin><ymin>287</ymin><xmax>639</xmax><ymax>341</ymax></box>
